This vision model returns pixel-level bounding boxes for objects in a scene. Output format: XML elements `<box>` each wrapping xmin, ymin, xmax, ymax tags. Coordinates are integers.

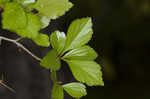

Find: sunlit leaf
<box><xmin>38</xmin><ymin>14</ymin><xmax>50</xmax><ymax>28</ymax></box>
<box><xmin>62</xmin><ymin>45</ymin><xmax>98</xmax><ymax>60</ymax></box>
<box><xmin>40</xmin><ymin>50</ymin><xmax>61</xmax><ymax>70</ymax></box>
<box><xmin>33</xmin><ymin>0</ymin><xmax>73</xmax><ymax>19</ymax></box>
<box><xmin>66</xmin><ymin>60</ymin><xmax>104</xmax><ymax>86</ymax></box>
<box><xmin>51</xmin><ymin>31</ymin><xmax>66</xmax><ymax>55</ymax></box>
<box><xmin>33</xmin><ymin>33</ymin><xmax>50</xmax><ymax>47</ymax></box>
<box><xmin>14</xmin><ymin>0</ymin><xmax>36</xmax><ymax>5</ymax></box>
<box><xmin>63</xmin><ymin>82</ymin><xmax>87</xmax><ymax>98</ymax></box>
<box><xmin>2</xmin><ymin>2</ymin><xmax>27</xmax><ymax>31</ymax></box>
<box><xmin>64</xmin><ymin>17</ymin><xmax>93</xmax><ymax>52</ymax></box>
<box><xmin>16</xmin><ymin>13</ymin><xmax>40</xmax><ymax>38</ymax></box>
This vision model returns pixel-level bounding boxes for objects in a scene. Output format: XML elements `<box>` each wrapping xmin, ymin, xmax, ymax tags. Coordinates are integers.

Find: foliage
<box><xmin>0</xmin><ymin>0</ymin><xmax>104</xmax><ymax>99</ymax></box>
<box><xmin>62</xmin><ymin>82</ymin><xmax>87</xmax><ymax>98</ymax></box>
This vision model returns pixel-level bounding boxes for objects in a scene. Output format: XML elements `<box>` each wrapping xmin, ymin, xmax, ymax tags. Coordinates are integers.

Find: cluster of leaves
<box><xmin>0</xmin><ymin>0</ymin><xmax>104</xmax><ymax>99</ymax></box>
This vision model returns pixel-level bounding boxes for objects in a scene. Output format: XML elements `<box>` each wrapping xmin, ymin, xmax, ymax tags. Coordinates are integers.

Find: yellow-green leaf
<box><xmin>51</xmin><ymin>31</ymin><xmax>66</xmax><ymax>55</ymax></box>
<box><xmin>33</xmin><ymin>0</ymin><xmax>73</xmax><ymax>19</ymax></box>
<box><xmin>16</xmin><ymin>13</ymin><xmax>40</xmax><ymax>38</ymax></box>
<box><xmin>62</xmin><ymin>45</ymin><xmax>98</xmax><ymax>60</ymax></box>
<box><xmin>40</xmin><ymin>50</ymin><xmax>61</xmax><ymax>70</ymax></box>
<box><xmin>52</xmin><ymin>82</ymin><xmax>64</xmax><ymax>99</ymax></box>
<box><xmin>66</xmin><ymin>60</ymin><xmax>104</xmax><ymax>86</ymax></box>
<box><xmin>64</xmin><ymin>17</ymin><xmax>93</xmax><ymax>52</ymax></box>
<box><xmin>14</xmin><ymin>0</ymin><xmax>36</xmax><ymax>5</ymax></box>
<box><xmin>0</xmin><ymin>0</ymin><xmax>10</xmax><ymax>7</ymax></box>
<box><xmin>2</xmin><ymin>2</ymin><xmax>27</xmax><ymax>31</ymax></box>
<box><xmin>33</xmin><ymin>33</ymin><xmax>50</xmax><ymax>47</ymax></box>
<box><xmin>38</xmin><ymin>14</ymin><xmax>50</xmax><ymax>29</ymax></box>
<box><xmin>63</xmin><ymin>82</ymin><xmax>87</xmax><ymax>98</ymax></box>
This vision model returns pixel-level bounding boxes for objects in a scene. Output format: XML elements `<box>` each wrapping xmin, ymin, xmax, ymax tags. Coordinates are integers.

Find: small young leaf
<box><xmin>33</xmin><ymin>0</ymin><xmax>73</xmax><ymax>19</ymax></box>
<box><xmin>33</xmin><ymin>33</ymin><xmax>50</xmax><ymax>47</ymax></box>
<box><xmin>62</xmin><ymin>45</ymin><xmax>98</xmax><ymax>60</ymax></box>
<box><xmin>64</xmin><ymin>17</ymin><xmax>93</xmax><ymax>52</ymax></box>
<box><xmin>62</xmin><ymin>82</ymin><xmax>87</xmax><ymax>98</ymax></box>
<box><xmin>16</xmin><ymin>13</ymin><xmax>40</xmax><ymax>38</ymax></box>
<box><xmin>51</xmin><ymin>31</ymin><xmax>66</xmax><ymax>55</ymax></box>
<box><xmin>40</xmin><ymin>50</ymin><xmax>61</xmax><ymax>70</ymax></box>
<box><xmin>2</xmin><ymin>2</ymin><xmax>27</xmax><ymax>31</ymax></box>
<box><xmin>66</xmin><ymin>60</ymin><xmax>104</xmax><ymax>86</ymax></box>
<box><xmin>52</xmin><ymin>82</ymin><xmax>64</xmax><ymax>99</ymax></box>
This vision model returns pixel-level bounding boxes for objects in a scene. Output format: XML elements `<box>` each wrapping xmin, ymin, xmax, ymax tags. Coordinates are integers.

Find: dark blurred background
<box><xmin>0</xmin><ymin>0</ymin><xmax>150</xmax><ymax>99</ymax></box>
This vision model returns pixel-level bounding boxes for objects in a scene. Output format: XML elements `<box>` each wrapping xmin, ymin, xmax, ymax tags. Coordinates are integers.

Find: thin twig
<box><xmin>15</xmin><ymin>37</ymin><xmax>23</xmax><ymax>42</ymax></box>
<box><xmin>0</xmin><ymin>80</ymin><xmax>16</xmax><ymax>93</ymax></box>
<box><xmin>0</xmin><ymin>36</ymin><xmax>42</xmax><ymax>61</ymax></box>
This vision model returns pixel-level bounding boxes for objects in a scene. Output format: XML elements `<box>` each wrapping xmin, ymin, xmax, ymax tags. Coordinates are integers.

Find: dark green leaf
<box><xmin>62</xmin><ymin>45</ymin><xmax>98</xmax><ymax>60</ymax></box>
<box><xmin>52</xmin><ymin>82</ymin><xmax>64</xmax><ymax>99</ymax></box>
<box><xmin>63</xmin><ymin>82</ymin><xmax>87</xmax><ymax>98</ymax></box>
<box><xmin>64</xmin><ymin>17</ymin><xmax>93</xmax><ymax>52</ymax></box>
<box><xmin>40</xmin><ymin>50</ymin><xmax>61</xmax><ymax>70</ymax></box>
<box><xmin>51</xmin><ymin>31</ymin><xmax>66</xmax><ymax>55</ymax></box>
<box><xmin>66</xmin><ymin>60</ymin><xmax>104</xmax><ymax>86</ymax></box>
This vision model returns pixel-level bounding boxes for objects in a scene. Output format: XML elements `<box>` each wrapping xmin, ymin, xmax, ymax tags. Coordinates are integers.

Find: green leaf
<box><xmin>52</xmin><ymin>82</ymin><xmax>64</xmax><ymax>99</ymax></box>
<box><xmin>23</xmin><ymin>0</ymin><xmax>36</xmax><ymax>4</ymax></box>
<box><xmin>33</xmin><ymin>33</ymin><xmax>50</xmax><ymax>47</ymax></box>
<box><xmin>14</xmin><ymin>0</ymin><xmax>36</xmax><ymax>5</ymax></box>
<box><xmin>38</xmin><ymin>14</ymin><xmax>50</xmax><ymax>28</ymax></box>
<box><xmin>0</xmin><ymin>0</ymin><xmax>9</xmax><ymax>3</ymax></box>
<box><xmin>51</xmin><ymin>71</ymin><xmax>57</xmax><ymax>82</ymax></box>
<box><xmin>13</xmin><ymin>0</ymin><xmax>24</xmax><ymax>3</ymax></box>
<box><xmin>66</xmin><ymin>60</ymin><xmax>104</xmax><ymax>86</ymax></box>
<box><xmin>0</xmin><ymin>0</ymin><xmax>9</xmax><ymax>7</ymax></box>
<box><xmin>2</xmin><ymin>2</ymin><xmax>27</xmax><ymax>31</ymax></box>
<box><xmin>33</xmin><ymin>0</ymin><xmax>73</xmax><ymax>19</ymax></box>
<box><xmin>16</xmin><ymin>13</ymin><xmax>40</xmax><ymax>38</ymax></box>
<box><xmin>62</xmin><ymin>82</ymin><xmax>87</xmax><ymax>98</ymax></box>
<box><xmin>51</xmin><ymin>31</ymin><xmax>66</xmax><ymax>55</ymax></box>
<box><xmin>0</xmin><ymin>0</ymin><xmax>9</xmax><ymax>6</ymax></box>
<box><xmin>62</xmin><ymin>45</ymin><xmax>98</xmax><ymax>60</ymax></box>
<box><xmin>64</xmin><ymin>17</ymin><xmax>93</xmax><ymax>52</ymax></box>
<box><xmin>40</xmin><ymin>50</ymin><xmax>61</xmax><ymax>70</ymax></box>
